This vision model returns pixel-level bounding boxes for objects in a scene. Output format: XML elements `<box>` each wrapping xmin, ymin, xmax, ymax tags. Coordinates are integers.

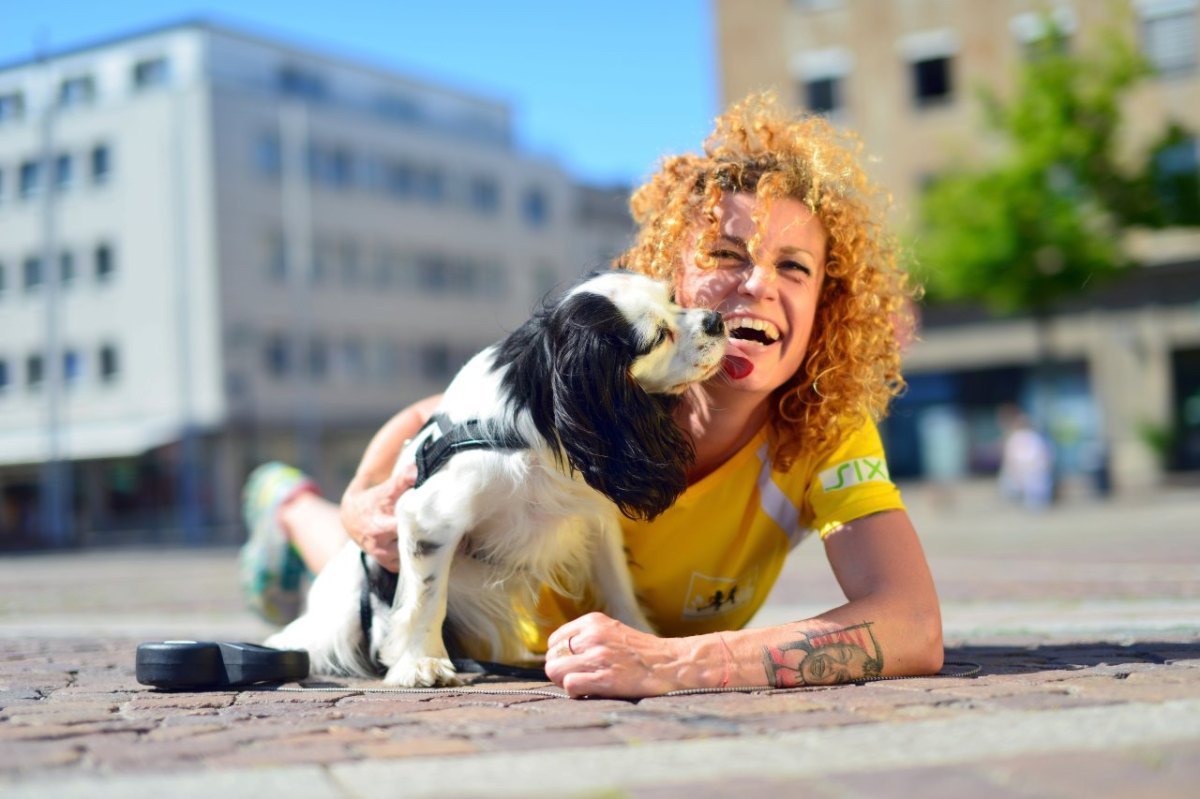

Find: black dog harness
<box><xmin>412</xmin><ymin>413</ymin><xmax>526</xmax><ymax>490</ymax></box>
<box><xmin>358</xmin><ymin>413</ymin><xmax>532</xmax><ymax>675</ymax></box>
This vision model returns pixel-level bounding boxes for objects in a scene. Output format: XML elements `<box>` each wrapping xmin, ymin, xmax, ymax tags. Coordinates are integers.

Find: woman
<box><xmin>241</xmin><ymin>93</ymin><xmax>942</xmax><ymax>698</ymax></box>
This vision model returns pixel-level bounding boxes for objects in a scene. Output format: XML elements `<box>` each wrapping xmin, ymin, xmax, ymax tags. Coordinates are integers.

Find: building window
<box><xmin>60</xmin><ymin>251</ymin><xmax>76</xmax><ymax>286</ymax></box>
<box><xmin>341</xmin><ymin>337</ymin><xmax>367</xmax><ymax>381</ymax></box>
<box><xmin>99</xmin><ymin>344</ymin><xmax>119</xmax><ymax>382</ymax></box>
<box><xmin>329</xmin><ymin>148</ymin><xmax>354</xmax><ymax>189</ymax></box>
<box><xmin>91</xmin><ymin>144</ymin><xmax>112</xmax><ymax>184</ymax></box>
<box><xmin>1141</xmin><ymin>2</ymin><xmax>1198</xmax><ymax>75</ymax></box>
<box><xmin>912</xmin><ymin>56</ymin><xmax>953</xmax><ymax>107</ymax></box>
<box><xmin>308</xmin><ymin>337</ymin><xmax>329</xmax><ymax>379</ymax></box>
<box><xmin>265</xmin><ymin>334</ymin><xmax>290</xmax><ymax>378</ymax></box>
<box><xmin>255</xmin><ymin>132</ymin><xmax>282</xmax><ymax>177</ymax></box>
<box><xmin>132</xmin><ymin>57</ymin><xmax>170</xmax><ymax>90</ymax></box>
<box><xmin>310</xmin><ymin>238</ymin><xmax>333</xmax><ymax>283</ymax></box>
<box><xmin>307</xmin><ymin>143</ymin><xmax>353</xmax><ymax>188</ymax></box>
<box><xmin>415</xmin><ymin>254</ymin><xmax>449</xmax><ymax>292</ymax></box>
<box><xmin>55</xmin><ymin>153</ymin><xmax>73</xmax><ymax>191</ymax></box>
<box><xmin>27</xmin><ymin>353</ymin><xmax>44</xmax><ymax>388</ymax></box>
<box><xmin>0</xmin><ymin>358</ymin><xmax>8</xmax><ymax>392</ymax></box>
<box><xmin>19</xmin><ymin>160</ymin><xmax>40</xmax><ymax>199</ymax></box>
<box><xmin>1010</xmin><ymin>9</ymin><xmax>1077</xmax><ymax>57</ymax></box>
<box><xmin>278</xmin><ymin>65</ymin><xmax>327</xmax><ymax>101</ymax></box>
<box><xmin>420</xmin><ymin>343</ymin><xmax>451</xmax><ymax>380</ymax></box>
<box><xmin>804</xmin><ymin>76</ymin><xmax>840</xmax><ymax>114</ymax></box>
<box><xmin>522</xmin><ymin>187</ymin><xmax>550</xmax><ymax>228</ymax></box>
<box><xmin>23</xmin><ymin>256</ymin><xmax>43</xmax><ymax>292</ymax></box>
<box><xmin>0</xmin><ymin>91</ymin><xmax>24</xmax><ymax>123</ymax></box>
<box><xmin>371</xmin><ymin>250</ymin><xmax>395</xmax><ymax>289</ymax></box>
<box><xmin>1152</xmin><ymin>132</ymin><xmax>1199</xmax><ymax>222</ymax></box>
<box><xmin>266</xmin><ymin>232</ymin><xmax>288</xmax><ymax>282</ymax></box>
<box><xmin>467</xmin><ymin>175</ymin><xmax>501</xmax><ymax>214</ymax></box>
<box><xmin>339</xmin><ymin>241</ymin><xmax>361</xmax><ymax>286</ymax></box>
<box><xmin>95</xmin><ymin>243</ymin><xmax>115</xmax><ymax>282</ymax></box>
<box><xmin>375</xmin><ymin>94</ymin><xmax>421</xmax><ymax>123</ymax></box>
<box><xmin>375</xmin><ymin>341</ymin><xmax>403</xmax><ymax>384</ymax></box>
<box><xmin>383</xmin><ymin>160</ymin><xmax>416</xmax><ymax>197</ymax></box>
<box><xmin>419</xmin><ymin>167</ymin><xmax>446</xmax><ymax>204</ymax></box>
<box><xmin>59</xmin><ymin>75</ymin><xmax>96</xmax><ymax>108</ymax></box>
<box><xmin>63</xmin><ymin>350</ymin><xmax>82</xmax><ymax>385</ymax></box>
<box><xmin>793</xmin><ymin>47</ymin><xmax>852</xmax><ymax>116</ymax></box>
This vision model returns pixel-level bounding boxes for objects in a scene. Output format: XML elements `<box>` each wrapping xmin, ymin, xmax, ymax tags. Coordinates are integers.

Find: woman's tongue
<box><xmin>722</xmin><ymin>353</ymin><xmax>754</xmax><ymax>380</ymax></box>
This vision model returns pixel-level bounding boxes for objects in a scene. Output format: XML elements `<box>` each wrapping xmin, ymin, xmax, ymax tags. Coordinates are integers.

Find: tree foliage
<box><xmin>916</xmin><ymin>17</ymin><xmax>1162</xmax><ymax>315</ymax></box>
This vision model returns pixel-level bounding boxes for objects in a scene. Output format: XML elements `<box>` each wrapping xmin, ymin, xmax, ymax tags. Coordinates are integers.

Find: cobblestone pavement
<box><xmin>1</xmin><ymin>482</ymin><xmax>1198</xmax><ymax>798</ymax></box>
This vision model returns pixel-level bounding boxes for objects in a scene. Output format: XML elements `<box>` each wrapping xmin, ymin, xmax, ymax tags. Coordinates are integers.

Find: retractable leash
<box><xmin>135</xmin><ymin>641</ymin><xmax>310</xmax><ymax>690</ymax></box>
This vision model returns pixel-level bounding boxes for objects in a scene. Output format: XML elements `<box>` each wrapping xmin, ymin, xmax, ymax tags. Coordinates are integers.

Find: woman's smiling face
<box><xmin>676</xmin><ymin>192</ymin><xmax>827</xmax><ymax>402</ymax></box>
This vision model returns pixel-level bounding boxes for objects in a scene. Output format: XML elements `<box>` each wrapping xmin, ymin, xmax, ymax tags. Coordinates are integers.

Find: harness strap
<box><xmin>414</xmin><ymin>413</ymin><xmax>526</xmax><ymax>488</ymax></box>
<box><xmin>359</xmin><ymin>549</ymin><xmax>376</xmax><ymax>653</ymax></box>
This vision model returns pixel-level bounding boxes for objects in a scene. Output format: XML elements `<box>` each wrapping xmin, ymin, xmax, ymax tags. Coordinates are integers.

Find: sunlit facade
<box><xmin>715</xmin><ymin>0</ymin><xmax>1200</xmax><ymax>490</ymax></box>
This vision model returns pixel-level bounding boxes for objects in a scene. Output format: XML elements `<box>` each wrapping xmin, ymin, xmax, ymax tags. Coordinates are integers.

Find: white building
<box><xmin>0</xmin><ymin>20</ymin><xmax>634</xmax><ymax>547</ymax></box>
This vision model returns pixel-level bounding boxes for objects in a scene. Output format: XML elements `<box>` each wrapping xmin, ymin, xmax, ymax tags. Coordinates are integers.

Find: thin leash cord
<box><xmin>271</xmin><ymin>661</ymin><xmax>982</xmax><ymax>698</ymax></box>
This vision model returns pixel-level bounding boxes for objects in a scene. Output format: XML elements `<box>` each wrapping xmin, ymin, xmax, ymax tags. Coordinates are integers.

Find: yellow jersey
<box><xmin>529</xmin><ymin>416</ymin><xmax>904</xmax><ymax>649</ymax></box>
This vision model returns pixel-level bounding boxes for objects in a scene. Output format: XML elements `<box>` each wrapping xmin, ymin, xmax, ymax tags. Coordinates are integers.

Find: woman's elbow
<box><xmin>912</xmin><ymin>605</ymin><xmax>944</xmax><ymax>675</ymax></box>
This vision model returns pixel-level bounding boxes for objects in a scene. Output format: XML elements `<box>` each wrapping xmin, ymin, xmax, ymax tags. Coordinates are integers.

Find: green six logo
<box><xmin>819</xmin><ymin>457</ymin><xmax>889</xmax><ymax>492</ymax></box>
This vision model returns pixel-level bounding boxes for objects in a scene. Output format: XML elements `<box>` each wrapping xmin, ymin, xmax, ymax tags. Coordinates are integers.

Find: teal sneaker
<box><xmin>239</xmin><ymin>462</ymin><xmax>317</xmax><ymax>625</ymax></box>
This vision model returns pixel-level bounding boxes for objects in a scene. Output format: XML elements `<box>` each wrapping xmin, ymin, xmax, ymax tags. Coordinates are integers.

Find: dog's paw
<box><xmin>383</xmin><ymin>656</ymin><xmax>461</xmax><ymax>688</ymax></box>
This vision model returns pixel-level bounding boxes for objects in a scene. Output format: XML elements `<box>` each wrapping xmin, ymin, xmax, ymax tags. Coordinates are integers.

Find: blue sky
<box><xmin>1</xmin><ymin>0</ymin><xmax>719</xmax><ymax>187</ymax></box>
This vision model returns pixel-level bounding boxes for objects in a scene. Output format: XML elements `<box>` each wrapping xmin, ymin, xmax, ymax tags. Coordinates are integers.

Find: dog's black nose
<box><xmin>703</xmin><ymin>311</ymin><xmax>724</xmax><ymax>336</ymax></box>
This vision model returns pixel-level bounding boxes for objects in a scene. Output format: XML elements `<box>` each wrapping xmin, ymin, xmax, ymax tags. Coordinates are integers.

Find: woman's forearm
<box><xmin>346</xmin><ymin>394</ymin><xmax>442</xmax><ymax>491</ymax></box>
<box><xmin>714</xmin><ymin>595</ymin><xmax>943</xmax><ymax>689</ymax></box>
<box><xmin>544</xmin><ymin>589</ymin><xmax>942</xmax><ymax>698</ymax></box>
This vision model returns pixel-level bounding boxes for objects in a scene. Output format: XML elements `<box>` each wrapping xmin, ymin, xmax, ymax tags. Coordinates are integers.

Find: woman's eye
<box><xmin>709</xmin><ymin>249</ymin><xmax>746</xmax><ymax>263</ymax></box>
<box><xmin>779</xmin><ymin>260</ymin><xmax>812</xmax><ymax>278</ymax></box>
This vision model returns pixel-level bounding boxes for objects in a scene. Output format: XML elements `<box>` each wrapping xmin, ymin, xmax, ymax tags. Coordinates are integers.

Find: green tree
<box><xmin>916</xmin><ymin>17</ymin><xmax>1154</xmax><ymax>319</ymax></box>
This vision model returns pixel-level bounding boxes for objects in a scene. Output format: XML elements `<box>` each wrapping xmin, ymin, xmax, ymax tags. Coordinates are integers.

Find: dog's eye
<box><xmin>655</xmin><ymin>325</ymin><xmax>675</xmax><ymax>346</ymax></box>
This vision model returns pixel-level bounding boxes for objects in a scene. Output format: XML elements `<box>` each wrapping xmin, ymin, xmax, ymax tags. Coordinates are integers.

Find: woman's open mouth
<box><xmin>726</xmin><ymin>317</ymin><xmax>781</xmax><ymax>346</ymax></box>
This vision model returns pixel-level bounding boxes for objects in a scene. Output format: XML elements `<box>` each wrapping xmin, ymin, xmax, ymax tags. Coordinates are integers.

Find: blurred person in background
<box><xmin>239</xmin><ymin>93</ymin><xmax>943</xmax><ymax>698</ymax></box>
<box><xmin>998</xmin><ymin>405</ymin><xmax>1055</xmax><ymax>510</ymax></box>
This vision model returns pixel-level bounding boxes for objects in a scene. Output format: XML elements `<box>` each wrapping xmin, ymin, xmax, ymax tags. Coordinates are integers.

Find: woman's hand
<box><xmin>544</xmin><ymin>612</ymin><xmax>693</xmax><ymax>698</ymax></box>
<box><xmin>338</xmin><ymin>464</ymin><xmax>417</xmax><ymax>572</ymax></box>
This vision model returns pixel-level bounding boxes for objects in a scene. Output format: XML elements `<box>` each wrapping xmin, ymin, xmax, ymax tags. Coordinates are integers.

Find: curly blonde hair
<box><xmin>618</xmin><ymin>92</ymin><xmax>916</xmax><ymax>470</ymax></box>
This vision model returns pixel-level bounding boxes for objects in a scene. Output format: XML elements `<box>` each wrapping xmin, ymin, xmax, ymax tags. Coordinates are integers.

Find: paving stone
<box><xmin>980</xmin><ymin>743</ymin><xmax>1200</xmax><ymax>798</ymax></box>
<box><xmin>0</xmin><ymin>739</ymin><xmax>86</xmax><ymax>772</ymax></box>
<box><xmin>630</xmin><ymin>777</ymin><xmax>844</xmax><ymax>799</ymax></box>
<box><xmin>353</xmin><ymin>736</ymin><xmax>479</xmax><ymax>759</ymax></box>
<box><xmin>475</xmin><ymin>725</ymin><xmax>625</xmax><ymax>752</ymax></box>
<box><xmin>825</xmin><ymin>763</ymin><xmax>1029</xmax><ymax>799</ymax></box>
<box><xmin>119</xmin><ymin>692</ymin><xmax>237</xmax><ymax>718</ymax></box>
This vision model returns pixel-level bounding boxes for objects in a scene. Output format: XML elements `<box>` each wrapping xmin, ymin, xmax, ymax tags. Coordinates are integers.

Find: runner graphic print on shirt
<box><xmin>682</xmin><ymin>571</ymin><xmax>756</xmax><ymax>619</ymax></box>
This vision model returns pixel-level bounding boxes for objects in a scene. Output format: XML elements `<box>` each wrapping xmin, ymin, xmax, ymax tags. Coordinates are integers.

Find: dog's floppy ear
<box><xmin>548</xmin><ymin>292</ymin><xmax>692</xmax><ymax>521</ymax></box>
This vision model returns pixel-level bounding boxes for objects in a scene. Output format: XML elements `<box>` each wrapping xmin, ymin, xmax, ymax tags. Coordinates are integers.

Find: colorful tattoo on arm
<box><xmin>761</xmin><ymin>622</ymin><xmax>884</xmax><ymax>687</ymax></box>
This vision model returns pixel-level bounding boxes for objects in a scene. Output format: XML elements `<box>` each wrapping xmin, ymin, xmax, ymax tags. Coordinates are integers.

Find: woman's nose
<box><xmin>739</xmin><ymin>263</ymin><xmax>777</xmax><ymax>299</ymax></box>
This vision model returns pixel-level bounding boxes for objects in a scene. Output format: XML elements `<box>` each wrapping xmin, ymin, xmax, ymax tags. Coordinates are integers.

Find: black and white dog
<box><xmin>266</xmin><ymin>271</ymin><xmax>726</xmax><ymax>686</ymax></box>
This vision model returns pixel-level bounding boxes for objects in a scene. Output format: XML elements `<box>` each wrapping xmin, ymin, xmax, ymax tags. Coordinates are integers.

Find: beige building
<box><xmin>0</xmin><ymin>21</ymin><xmax>633</xmax><ymax>547</ymax></box>
<box><xmin>715</xmin><ymin>0</ymin><xmax>1200</xmax><ymax>490</ymax></box>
